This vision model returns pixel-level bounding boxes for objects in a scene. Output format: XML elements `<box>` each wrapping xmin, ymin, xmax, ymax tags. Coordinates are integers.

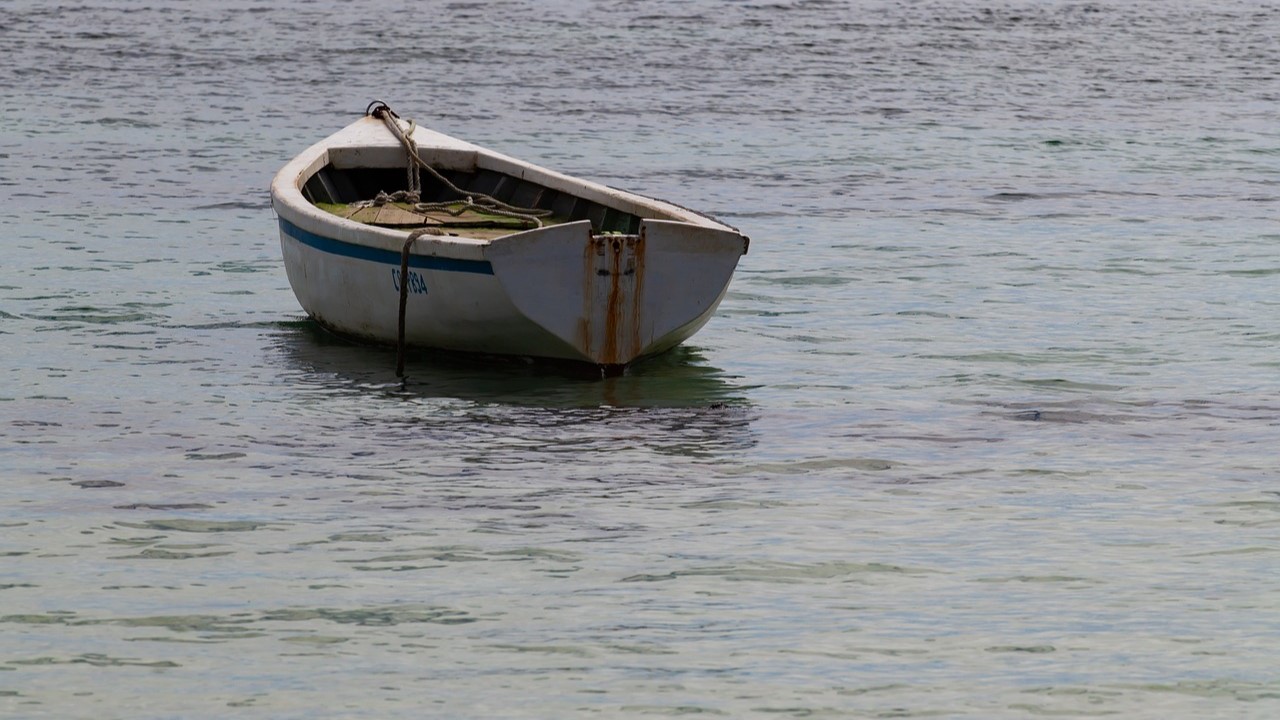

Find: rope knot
<box><xmin>365</xmin><ymin>100</ymin><xmax>396</xmax><ymax>119</ymax></box>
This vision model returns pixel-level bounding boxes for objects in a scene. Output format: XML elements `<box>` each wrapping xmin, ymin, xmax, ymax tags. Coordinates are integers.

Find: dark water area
<box><xmin>3</xmin><ymin>1</ymin><xmax>1280</xmax><ymax>717</ymax></box>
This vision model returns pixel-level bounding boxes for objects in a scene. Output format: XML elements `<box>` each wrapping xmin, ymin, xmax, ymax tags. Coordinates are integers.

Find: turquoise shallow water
<box><xmin>3</xmin><ymin>1</ymin><xmax>1280</xmax><ymax>717</ymax></box>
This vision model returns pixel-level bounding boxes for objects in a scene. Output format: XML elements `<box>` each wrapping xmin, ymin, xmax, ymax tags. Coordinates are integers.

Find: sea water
<box><xmin>2</xmin><ymin>1</ymin><xmax>1279</xmax><ymax>717</ymax></box>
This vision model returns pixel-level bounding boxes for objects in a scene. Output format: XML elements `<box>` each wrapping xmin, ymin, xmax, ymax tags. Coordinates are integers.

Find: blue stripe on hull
<box><xmin>278</xmin><ymin>217</ymin><xmax>495</xmax><ymax>275</ymax></box>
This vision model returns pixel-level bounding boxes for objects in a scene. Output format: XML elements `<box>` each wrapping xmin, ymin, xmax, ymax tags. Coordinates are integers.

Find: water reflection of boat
<box><xmin>272</xmin><ymin>319</ymin><xmax>752</xmax><ymax>410</ymax></box>
<box><xmin>270</xmin><ymin>321</ymin><xmax>758</xmax><ymax>457</ymax></box>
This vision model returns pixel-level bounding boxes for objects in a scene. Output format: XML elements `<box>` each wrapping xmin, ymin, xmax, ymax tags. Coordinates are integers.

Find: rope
<box><xmin>367</xmin><ymin>102</ymin><xmax>550</xmax><ymax>229</ymax></box>
<box><xmin>415</xmin><ymin>197</ymin><xmax>551</xmax><ymax>226</ymax></box>
<box><xmin>404</xmin><ymin>119</ymin><xmax>420</xmax><ymax>198</ymax></box>
<box><xmin>349</xmin><ymin>189</ymin><xmax>421</xmax><ymax>210</ymax></box>
<box><xmin>395</xmin><ymin>227</ymin><xmax>445</xmax><ymax>378</ymax></box>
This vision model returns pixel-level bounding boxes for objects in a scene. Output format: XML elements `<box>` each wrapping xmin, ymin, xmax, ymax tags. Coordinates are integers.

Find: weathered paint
<box><xmin>578</xmin><ymin>231</ymin><xmax>647</xmax><ymax>366</ymax></box>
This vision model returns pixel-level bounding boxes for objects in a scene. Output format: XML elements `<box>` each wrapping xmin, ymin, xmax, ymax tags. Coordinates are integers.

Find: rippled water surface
<box><xmin>3</xmin><ymin>1</ymin><xmax>1280</xmax><ymax>717</ymax></box>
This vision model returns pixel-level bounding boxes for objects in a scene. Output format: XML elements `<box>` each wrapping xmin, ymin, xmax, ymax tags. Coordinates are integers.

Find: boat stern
<box><xmin>485</xmin><ymin>219</ymin><xmax>747</xmax><ymax>368</ymax></box>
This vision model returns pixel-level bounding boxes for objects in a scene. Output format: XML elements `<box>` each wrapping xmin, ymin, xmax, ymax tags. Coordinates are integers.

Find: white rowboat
<box><xmin>270</xmin><ymin>103</ymin><xmax>749</xmax><ymax>374</ymax></box>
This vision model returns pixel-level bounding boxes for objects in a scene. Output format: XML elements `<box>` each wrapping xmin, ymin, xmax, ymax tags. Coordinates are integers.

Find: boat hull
<box><xmin>271</xmin><ymin>113</ymin><xmax>748</xmax><ymax>369</ymax></box>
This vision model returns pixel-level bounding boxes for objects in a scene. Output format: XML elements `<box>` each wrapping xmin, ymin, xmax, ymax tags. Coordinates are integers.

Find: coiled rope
<box><xmin>365</xmin><ymin>101</ymin><xmax>550</xmax><ymax>229</ymax></box>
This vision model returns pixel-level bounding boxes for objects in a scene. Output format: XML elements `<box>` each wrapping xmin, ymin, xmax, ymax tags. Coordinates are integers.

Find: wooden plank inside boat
<box><xmin>314</xmin><ymin>201</ymin><xmax>572</xmax><ymax>239</ymax></box>
<box><xmin>342</xmin><ymin>204</ymin><xmax>436</xmax><ymax>227</ymax></box>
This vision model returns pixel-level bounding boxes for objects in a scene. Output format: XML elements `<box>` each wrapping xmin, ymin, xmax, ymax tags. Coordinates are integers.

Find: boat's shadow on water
<box><xmin>270</xmin><ymin>319</ymin><xmax>754</xmax><ymax>410</ymax></box>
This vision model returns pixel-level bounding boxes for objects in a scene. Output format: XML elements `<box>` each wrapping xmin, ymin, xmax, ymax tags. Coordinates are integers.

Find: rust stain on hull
<box><xmin>577</xmin><ymin>228</ymin><xmax>647</xmax><ymax>367</ymax></box>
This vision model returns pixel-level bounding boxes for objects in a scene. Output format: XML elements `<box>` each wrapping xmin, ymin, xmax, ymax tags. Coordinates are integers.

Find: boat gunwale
<box><xmin>270</xmin><ymin>116</ymin><xmax>740</xmax><ymax>262</ymax></box>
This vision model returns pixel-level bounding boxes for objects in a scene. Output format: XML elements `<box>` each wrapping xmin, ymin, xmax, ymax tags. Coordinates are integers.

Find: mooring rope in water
<box><xmin>395</xmin><ymin>227</ymin><xmax>444</xmax><ymax>378</ymax></box>
<box><xmin>367</xmin><ymin>101</ymin><xmax>550</xmax><ymax>229</ymax></box>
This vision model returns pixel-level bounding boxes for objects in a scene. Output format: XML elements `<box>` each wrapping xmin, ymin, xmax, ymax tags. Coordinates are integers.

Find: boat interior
<box><xmin>302</xmin><ymin>165</ymin><xmax>645</xmax><ymax>238</ymax></box>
